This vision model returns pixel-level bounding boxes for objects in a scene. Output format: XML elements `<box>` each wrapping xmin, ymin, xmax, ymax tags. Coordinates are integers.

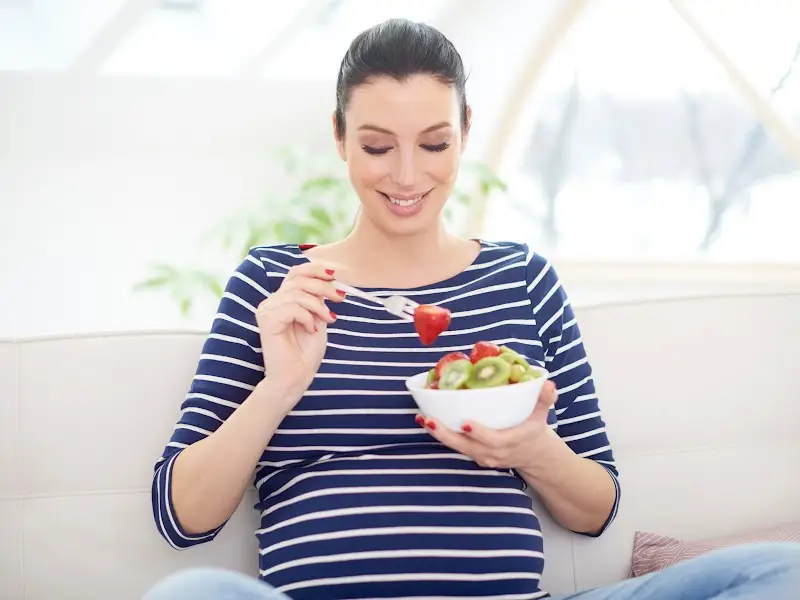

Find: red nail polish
<box><xmin>337</xmin><ymin>290</ymin><xmax>346</xmax><ymax>297</ymax></box>
<box><xmin>325</xmin><ymin>269</ymin><xmax>335</xmax><ymax>276</ymax></box>
<box><xmin>426</xmin><ymin>420</ymin><xmax>436</xmax><ymax>430</ymax></box>
<box><xmin>462</xmin><ymin>424</ymin><xmax>472</xmax><ymax>433</ymax></box>
<box><xmin>330</xmin><ymin>310</ymin><xmax>337</xmax><ymax>320</ymax></box>
<box><xmin>415</xmin><ymin>415</ymin><xmax>425</xmax><ymax>426</ymax></box>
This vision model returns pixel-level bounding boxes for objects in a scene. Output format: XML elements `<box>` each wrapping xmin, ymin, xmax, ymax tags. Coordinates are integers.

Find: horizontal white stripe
<box><xmin>555</xmin><ymin>336</ymin><xmax>583</xmax><ymax>355</ymax></box>
<box><xmin>580</xmin><ymin>444</ymin><xmax>612</xmax><ymax>458</ymax></box>
<box><xmin>256</xmin><ymin>451</ymin><xmax>474</xmax><ymax>481</ymax></box>
<box><xmin>221</xmin><ymin>291</ymin><xmax>257</xmax><ymax>314</ymax></box>
<box><xmin>213</xmin><ymin>312</ymin><xmax>259</xmax><ymax>334</ymax></box>
<box><xmin>184</xmin><ymin>392</ymin><xmax>240</xmax><ymax>410</ymax></box>
<box><xmin>287</xmin><ymin>408</ymin><xmax>418</xmax><ymax>416</ymax></box>
<box><xmin>557</xmin><ymin>410</ymin><xmax>601</xmax><ymax>426</ymax></box>
<box><xmin>261</xmin><ymin>548</ymin><xmax>544</xmax><ymax>577</ymax></box>
<box><xmin>453</xmin><ymin>300</ymin><xmax>532</xmax><ymax>318</ymax></box>
<box><xmin>193</xmin><ymin>374</ymin><xmax>255</xmax><ymax>391</ymax></box>
<box><xmin>327</xmin><ymin>318</ymin><xmax>537</xmax><ymax>339</ymax></box>
<box><xmin>274</xmin><ymin>428</ymin><xmax>428</xmax><ymax>436</ymax></box>
<box><xmin>261</xmin><ymin>524</ymin><xmax>542</xmax><ymax>555</ymax></box>
<box><xmin>313</xmin><ymin>372</ymin><xmax>408</xmax><ymax>381</ymax></box>
<box><xmin>264</xmin><ymin>468</ymin><xmax>509</xmax><ymax>499</ymax></box>
<box><xmin>301</xmin><ymin>389</ymin><xmax>408</xmax><ymax>396</ymax></box>
<box><xmin>180</xmin><ymin>407</ymin><xmax>224</xmax><ymax>423</ymax></box>
<box><xmin>207</xmin><ymin>333</ymin><xmax>261</xmax><ymax>354</ymax></box>
<box><xmin>256</xmin><ymin>503</ymin><xmax>534</xmax><ymax>535</ymax></box>
<box><xmin>261</xmin><ymin>485</ymin><xmax>528</xmax><ymax>518</ymax></box>
<box><xmin>199</xmin><ymin>353</ymin><xmax>263</xmax><ymax>372</ymax></box>
<box><xmin>465</xmin><ymin>250</ymin><xmax>525</xmax><ymax>271</ymax></box>
<box><xmin>231</xmin><ymin>271</ymin><xmax>270</xmax><ymax>297</ymax></box>
<box><xmin>327</xmin><ymin>337</ymin><xmax>540</xmax><ymax>354</ymax></box>
<box><xmin>263</xmin><ymin>442</ymin><xmax>442</xmax><ymax>454</ymax></box>
<box><xmin>276</xmin><ymin>570</ymin><xmax>541</xmax><ymax>594</ymax></box>
<box><xmin>174</xmin><ymin>423</ymin><xmax>212</xmax><ymax>437</ymax></box>
<box><xmin>323</xmin><ymin>358</ymin><xmax>436</xmax><ymax>368</ymax></box>
<box><xmin>560</xmin><ymin>427</ymin><xmax>606</xmax><ymax>443</ymax></box>
<box><xmin>549</xmin><ymin>357</ymin><xmax>588</xmax><ymax>378</ymax></box>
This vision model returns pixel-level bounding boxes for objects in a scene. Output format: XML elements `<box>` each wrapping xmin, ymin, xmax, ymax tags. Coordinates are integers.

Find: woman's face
<box><xmin>335</xmin><ymin>74</ymin><xmax>470</xmax><ymax>237</ymax></box>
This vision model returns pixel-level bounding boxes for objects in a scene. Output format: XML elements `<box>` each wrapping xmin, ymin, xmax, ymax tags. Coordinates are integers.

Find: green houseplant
<box><xmin>135</xmin><ymin>145</ymin><xmax>508</xmax><ymax>318</ymax></box>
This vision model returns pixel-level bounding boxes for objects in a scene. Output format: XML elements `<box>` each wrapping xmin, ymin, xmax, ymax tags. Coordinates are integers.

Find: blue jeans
<box><xmin>143</xmin><ymin>542</ymin><xmax>800</xmax><ymax>599</ymax></box>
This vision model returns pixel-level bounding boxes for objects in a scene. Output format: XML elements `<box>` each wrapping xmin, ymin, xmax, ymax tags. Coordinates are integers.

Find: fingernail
<box><xmin>415</xmin><ymin>415</ymin><xmax>425</xmax><ymax>426</ymax></box>
<box><xmin>314</xmin><ymin>325</ymin><xmax>318</xmax><ymax>332</ymax></box>
<box><xmin>330</xmin><ymin>310</ymin><xmax>337</xmax><ymax>320</ymax></box>
<box><xmin>337</xmin><ymin>290</ymin><xmax>346</xmax><ymax>297</ymax></box>
<box><xmin>462</xmin><ymin>424</ymin><xmax>472</xmax><ymax>433</ymax></box>
<box><xmin>426</xmin><ymin>420</ymin><xmax>436</xmax><ymax>430</ymax></box>
<box><xmin>325</xmin><ymin>269</ymin><xmax>335</xmax><ymax>276</ymax></box>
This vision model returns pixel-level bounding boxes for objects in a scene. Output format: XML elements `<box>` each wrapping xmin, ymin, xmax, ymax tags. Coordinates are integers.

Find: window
<box><xmin>484</xmin><ymin>0</ymin><xmax>800</xmax><ymax>263</ymax></box>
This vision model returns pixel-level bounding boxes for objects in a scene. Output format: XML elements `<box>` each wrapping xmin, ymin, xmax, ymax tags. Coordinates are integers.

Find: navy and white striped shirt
<box><xmin>152</xmin><ymin>240</ymin><xmax>621</xmax><ymax>599</ymax></box>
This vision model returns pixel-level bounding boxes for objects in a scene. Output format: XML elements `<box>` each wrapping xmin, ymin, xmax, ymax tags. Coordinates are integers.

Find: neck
<box><xmin>342</xmin><ymin>212</ymin><xmax>461</xmax><ymax>272</ymax></box>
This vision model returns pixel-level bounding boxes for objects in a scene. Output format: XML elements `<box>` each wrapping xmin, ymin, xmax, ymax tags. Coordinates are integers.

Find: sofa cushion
<box><xmin>630</xmin><ymin>521</ymin><xmax>800</xmax><ymax>577</ymax></box>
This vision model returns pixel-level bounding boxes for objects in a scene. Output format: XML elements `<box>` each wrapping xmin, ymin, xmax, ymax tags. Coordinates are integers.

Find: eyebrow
<box><xmin>357</xmin><ymin>121</ymin><xmax>452</xmax><ymax>135</ymax></box>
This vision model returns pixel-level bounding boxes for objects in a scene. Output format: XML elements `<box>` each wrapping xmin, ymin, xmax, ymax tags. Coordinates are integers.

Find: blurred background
<box><xmin>2</xmin><ymin>0</ymin><xmax>799</xmax><ymax>339</ymax></box>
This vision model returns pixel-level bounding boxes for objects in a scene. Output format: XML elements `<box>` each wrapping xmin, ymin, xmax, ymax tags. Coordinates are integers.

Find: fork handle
<box><xmin>332</xmin><ymin>281</ymin><xmax>385</xmax><ymax>306</ymax></box>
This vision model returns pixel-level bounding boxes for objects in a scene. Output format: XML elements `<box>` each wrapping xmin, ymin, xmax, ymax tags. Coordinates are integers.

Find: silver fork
<box><xmin>333</xmin><ymin>281</ymin><xmax>419</xmax><ymax>321</ymax></box>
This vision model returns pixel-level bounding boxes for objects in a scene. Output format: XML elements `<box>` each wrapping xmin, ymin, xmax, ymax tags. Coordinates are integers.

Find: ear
<box><xmin>461</xmin><ymin>105</ymin><xmax>473</xmax><ymax>153</ymax></box>
<box><xmin>332</xmin><ymin>111</ymin><xmax>346</xmax><ymax>161</ymax></box>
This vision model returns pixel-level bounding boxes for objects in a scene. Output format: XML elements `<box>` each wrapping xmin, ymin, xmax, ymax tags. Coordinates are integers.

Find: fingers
<box><xmin>283</xmin><ymin>262</ymin><xmax>337</xmax><ymax>285</ymax></box>
<box><xmin>257</xmin><ymin>264</ymin><xmax>345</xmax><ymax>333</ymax></box>
<box><xmin>415</xmin><ymin>415</ymin><xmax>475</xmax><ymax>456</ymax></box>
<box><xmin>281</xmin><ymin>275</ymin><xmax>345</xmax><ymax>305</ymax></box>
<box><xmin>530</xmin><ymin>380</ymin><xmax>557</xmax><ymax>422</ymax></box>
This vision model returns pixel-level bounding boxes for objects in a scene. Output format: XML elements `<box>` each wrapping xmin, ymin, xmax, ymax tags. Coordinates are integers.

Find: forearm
<box><xmin>169</xmin><ymin>379</ymin><xmax>301</xmax><ymax>535</ymax></box>
<box><xmin>518</xmin><ymin>428</ymin><xmax>616</xmax><ymax>535</ymax></box>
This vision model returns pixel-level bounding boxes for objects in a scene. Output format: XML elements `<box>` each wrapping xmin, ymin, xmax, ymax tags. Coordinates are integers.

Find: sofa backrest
<box><xmin>1</xmin><ymin>293</ymin><xmax>798</xmax><ymax>599</ymax></box>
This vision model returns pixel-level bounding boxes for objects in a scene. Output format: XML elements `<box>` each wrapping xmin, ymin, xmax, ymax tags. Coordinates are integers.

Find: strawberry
<box><xmin>434</xmin><ymin>351</ymin><xmax>470</xmax><ymax>380</ymax></box>
<box><xmin>470</xmin><ymin>341</ymin><xmax>502</xmax><ymax>364</ymax></box>
<box><xmin>413</xmin><ymin>305</ymin><xmax>451</xmax><ymax>346</ymax></box>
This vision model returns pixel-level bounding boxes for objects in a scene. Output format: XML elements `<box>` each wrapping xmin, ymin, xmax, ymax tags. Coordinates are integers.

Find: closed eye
<box><xmin>362</xmin><ymin>145</ymin><xmax>391</xmax><ymax>155</ymax></box>
<box><xmin>421</xmin><ymin>142</ymin><xmax>451</xmax><ymax>152</ymax></box>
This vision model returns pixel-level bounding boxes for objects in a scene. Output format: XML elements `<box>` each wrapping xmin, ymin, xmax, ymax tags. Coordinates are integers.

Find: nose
<box><xmin>390</xmin><ymin>146</ymin><xmax>418</xmax><ymax>188</ymax></box>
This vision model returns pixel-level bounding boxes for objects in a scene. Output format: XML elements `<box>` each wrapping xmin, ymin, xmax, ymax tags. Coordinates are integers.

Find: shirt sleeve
<box><xmin>151</xmin><ymin>250</ymin><xmax>271</xmax><ymax>549</ymax></box>
<box><xmin>525</xmin><ymin>247</ymin><xmax>621</xmax><ymax>537</ymax></box>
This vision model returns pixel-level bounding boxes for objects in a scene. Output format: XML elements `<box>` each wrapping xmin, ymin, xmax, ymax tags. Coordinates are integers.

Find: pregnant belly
<box><xmin>255</xmin><ymin>463</ymin><xmax>546</xmax><ymax>600</ymax></box>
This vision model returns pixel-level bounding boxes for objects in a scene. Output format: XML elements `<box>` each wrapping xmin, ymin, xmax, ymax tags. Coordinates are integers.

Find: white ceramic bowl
<box><xmin>405</xmin><ymin>365</ymin><xmax>550</xmax><ymax>430</ymax></box>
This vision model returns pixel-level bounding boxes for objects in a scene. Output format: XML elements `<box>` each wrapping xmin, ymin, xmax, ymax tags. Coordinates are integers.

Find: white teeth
<box><xmin>388</xmin><ymin>196</ymin><xmax>423</xmax><ymax>207</ymax></box>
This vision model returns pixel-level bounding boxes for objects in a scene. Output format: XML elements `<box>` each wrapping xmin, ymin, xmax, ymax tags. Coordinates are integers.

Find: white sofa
<box><xmin>1</xmin><ymin>294</ymin><xmax>799</xmax><ymax>599</ymax></box>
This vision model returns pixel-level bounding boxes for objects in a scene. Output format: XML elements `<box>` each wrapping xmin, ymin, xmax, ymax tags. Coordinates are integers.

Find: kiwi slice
<box><xmin>466</xmin><ymin>356</ymin><xmax>512</xmax><ymax>389</ymax></box>
<box><xmin>426</xmin><ymin>368</ymin><xmax>437</xmax><ymax>387</ymax></box>
<box><xmin>439</xmin><ymin>360</ymin><xmax>472</xmax><ymax>390</ymax></box>
<box><xmin>509</xmin><ymin>363</ymin><xmax>527</xmax><ymax>383</ymax></box>
<box><xmin>499</xmin><ymin>347</ymin><xmax>531</xmax><ymax>369</ymax></box>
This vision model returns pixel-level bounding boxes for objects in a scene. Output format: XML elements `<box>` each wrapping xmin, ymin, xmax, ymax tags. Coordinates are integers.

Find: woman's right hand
<box><xmin>255</xmin><ymin>263</ymin><xmax>344</xmax><ymax>407</ymax></box>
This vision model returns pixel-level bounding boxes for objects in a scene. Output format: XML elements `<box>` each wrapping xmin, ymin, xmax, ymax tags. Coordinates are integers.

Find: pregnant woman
<box><xmin>145</xmin><ymin>17</ymin><xmax>800</xmax><ymax>600</ymax></box>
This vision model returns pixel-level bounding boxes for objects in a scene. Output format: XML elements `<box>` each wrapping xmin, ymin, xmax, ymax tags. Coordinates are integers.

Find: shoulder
<box><xmin>222</xmin><ymin>244</ymin><xmax>304</xmax><ymax>300</ymax></box>
<box><xmin>479</xmin><ymin>239</ymin><xmax>558</xmax><ymax>288</ymax></box>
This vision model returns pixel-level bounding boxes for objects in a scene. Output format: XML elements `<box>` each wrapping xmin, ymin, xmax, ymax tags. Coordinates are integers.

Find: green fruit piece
<box><xmin>439</xmin><ymin>359</ymin><xmax>472</xmax><ymax>390</ymax></box>
<box><xmin>519</xmin><ymin>367</ymin><xmax>543</xmax><ymax>382</ymax></box>
<box><xmin>499</xmin><ymin>347</ymin><xmax>531</xmax><ymax>369</ymax></box>
<box><xmin>466</xmin><ymin>356</ymin><xmax>512</xmax><ymax>389</ymax></box>
<box><xmin>509</xmin><ymin>363</ymin><xmax>527</xmax><ymax>383</ymax></box>
<box><xmin>426</xmin><ymin>368</ymin><xmax>437</xmax><ymax>386</ymax></box>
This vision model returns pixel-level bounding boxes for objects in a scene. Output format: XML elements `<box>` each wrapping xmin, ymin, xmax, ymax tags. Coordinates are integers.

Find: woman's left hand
<box><xmin>415</xmin><ymin>380</ymin><xmax>558</xmax><ymax>470</ymax></box>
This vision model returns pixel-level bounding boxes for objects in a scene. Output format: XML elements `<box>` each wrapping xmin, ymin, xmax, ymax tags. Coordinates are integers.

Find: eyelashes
<box><xmin>361</xmin><ymin>142</ymin><xmax>451</xmax><ymax>156</ymax></box>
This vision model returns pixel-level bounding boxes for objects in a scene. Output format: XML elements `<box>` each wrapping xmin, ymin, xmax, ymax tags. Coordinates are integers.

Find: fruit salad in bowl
<box><xmin>405</xmin><ymin>342</ymin><xmax>549</xmax><ymax>430</ymax></box>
